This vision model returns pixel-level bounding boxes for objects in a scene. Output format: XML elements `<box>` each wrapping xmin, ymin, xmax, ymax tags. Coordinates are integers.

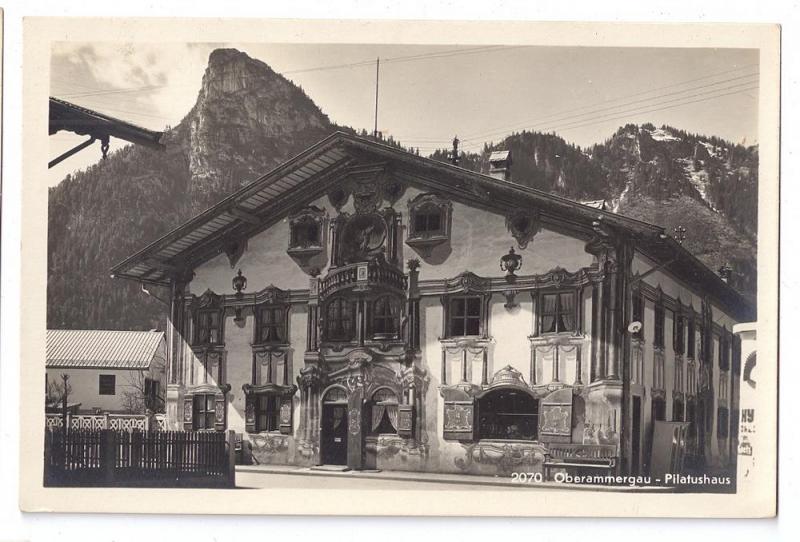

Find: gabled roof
<box><xmin>111</xmin><ymin>131</ymin><xmax>754</xmax><ymax>321</ymax></box>
<box><xmin>46</xmin><ymin>330</ymin><xmax>165</xmax><ymax>370</ymax></box>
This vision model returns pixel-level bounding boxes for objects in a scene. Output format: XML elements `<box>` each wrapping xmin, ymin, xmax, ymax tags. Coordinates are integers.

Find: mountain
<box><xmin>47</xmin><ymin>49</ymin><xmax>758</xmax><ymax>331</ymax></box>
<box><xmin>47</xmin><ymin>49</ymin><xmax>343</xmax><ymax>330</ymax></box>
<box><xmin>431</xmin><ymin>123</ymin><xmax>758</xmax><ymax>299</ymax></box>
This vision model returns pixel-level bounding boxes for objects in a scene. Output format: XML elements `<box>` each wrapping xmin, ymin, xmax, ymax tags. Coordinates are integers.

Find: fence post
<box><xmin>102</xmin><ymin>430</ymin><xmax>117</xmax><ymax>486</ymax></box>
<box><xmin>226</xmin><ymin>430</ymin><xmax>236</xmax><ymax>488</ymax></box>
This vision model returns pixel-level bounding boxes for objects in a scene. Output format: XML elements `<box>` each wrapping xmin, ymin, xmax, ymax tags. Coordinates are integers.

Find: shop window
<box><xmin>539</xmin><ymin>291</ymin><xmax>576</xmax><ymax>334</ymax></box>
<box><xmin>447</xmin><ymin>296</ymin><xmax>483</xmax><ymax>337</ymax></box>
<box><xmin>192</xmin><ymin>393</ymin><xmax>216</xmax><ymax>430</ymax></box>
<box><xmin>371</xmin><ymin>296</ymin><xmax>401</xmax><ymax>338</ymax></box>
<box><xmin>325</xmin><ymin>297</ymin><xmax>356</xmax><ymax>341</ymax></box>
<box><xmin>370</xmin><ymin>388</ymin><xmax>399</xmax><ymax>435</ymax></box>
<box><xmin>255</xmin><ymin>394</ymin><xmax>280</xmax><ymax>432</ymax></box>
<box><xmin>256</xmin><ymin>305</ymin><xmax>288</xmax><ymax>344</ymax></box>
<box><xmin>98</xmin><ymin>375</ymin><xmax>115</xmax><ymax>396</ymax></box>
<box><xmin>195</xmin><ymin>309</ymin><xmax>223</xmax><ymax>345</ymax></box>
<box><xmin>477</xmin><ymin>388</ymin><xmax>538</xmax><ymax>440</ymax></box>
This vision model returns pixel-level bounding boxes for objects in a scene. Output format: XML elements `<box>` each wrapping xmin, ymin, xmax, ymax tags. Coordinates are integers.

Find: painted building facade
<box><xmin>113</xmin><ymin>133</ymin><xmax>752</xmax><ymax>477</ymax></box>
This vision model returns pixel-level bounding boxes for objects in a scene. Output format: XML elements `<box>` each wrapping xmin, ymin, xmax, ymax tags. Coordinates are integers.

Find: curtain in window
<box><xmin>371</xmin><ymin>404</ymin><xmax>386</xmax><ymax>431</ymax></box>
<box><xmin>541</xmin><ymin>294</ymin><xmax>557</xmax><ymax>333</ymax></box>
<box><xmin>559</xmin><ymin>292</ymin><xmax>575</xmax><ymax>331</ymax></box>
<box><xmin>386</xmin><ymin>405</ymin><xmax>399</xmax><ymax>432</ymax></box>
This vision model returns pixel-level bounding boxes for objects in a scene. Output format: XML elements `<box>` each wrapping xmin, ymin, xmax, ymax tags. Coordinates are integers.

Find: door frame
<box><xmin>319</xmin><ymin>385</ymin><xmax>350</xmax><ymax>466</ymax></box>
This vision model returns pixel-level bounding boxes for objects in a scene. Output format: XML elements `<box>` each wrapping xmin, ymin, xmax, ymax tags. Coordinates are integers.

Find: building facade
<box><xmin>113</xmin><ymin>133</ymin><xmax>752</xmax><ymax>477</ymax></box>
<box><xmin>46</xmin><ymin>329</ymin><xmax>167</xmax><ymax>414</ymax></box>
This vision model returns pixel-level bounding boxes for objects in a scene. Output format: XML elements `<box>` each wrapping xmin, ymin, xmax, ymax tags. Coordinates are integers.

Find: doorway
<box><xmin>321</xmin><ymin>390</ymin><xmax>349</xmax><ymax>466</ymax></box>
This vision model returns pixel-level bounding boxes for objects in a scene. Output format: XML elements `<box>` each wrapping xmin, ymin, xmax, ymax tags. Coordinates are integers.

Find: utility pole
<box><xmin>373</xmin><ymin>57</ymin><xmax>380</xmax><ymax>139</ymax></box>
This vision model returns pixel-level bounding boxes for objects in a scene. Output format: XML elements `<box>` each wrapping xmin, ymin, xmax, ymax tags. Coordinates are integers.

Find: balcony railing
<box><xmin>319</xmin><ymin>259</ymin><xmax>407</xmax><ymax>299</ymax></box>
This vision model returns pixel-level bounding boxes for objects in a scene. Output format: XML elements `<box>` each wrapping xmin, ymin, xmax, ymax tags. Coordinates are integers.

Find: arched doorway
<box><xmin>320</xmin><ymin>387</ymin><xmax>349</xmax><ymax>465</ymax></box>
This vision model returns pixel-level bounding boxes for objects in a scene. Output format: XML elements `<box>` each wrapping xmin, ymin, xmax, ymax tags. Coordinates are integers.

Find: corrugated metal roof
<box><xmin>46</xmin><ymin>330</ymin><xmax>165</xmax><ymax>370</ymax></box>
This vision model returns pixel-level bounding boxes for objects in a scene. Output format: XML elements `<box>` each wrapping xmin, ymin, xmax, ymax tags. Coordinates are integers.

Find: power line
<box><xmin>459</xmin><ymin>71</ymin><xmax>759</xmax><ymax>143</ymax></box>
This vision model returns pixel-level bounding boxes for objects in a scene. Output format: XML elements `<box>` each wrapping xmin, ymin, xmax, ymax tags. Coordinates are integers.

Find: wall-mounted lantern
<box><xmin>500</xmin><ymin>247</ymin><xmax>522</xmax><ymax>279</ymax></box>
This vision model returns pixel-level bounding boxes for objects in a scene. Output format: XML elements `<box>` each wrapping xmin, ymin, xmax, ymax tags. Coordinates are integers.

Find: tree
<box><xmin>120</xmin><ymin>358</ymin><xmax>167</xmax><ymax>415</ymax></box>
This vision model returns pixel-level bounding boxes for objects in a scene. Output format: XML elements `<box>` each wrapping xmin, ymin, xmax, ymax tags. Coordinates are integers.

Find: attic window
<box><xmin>406</xmin><ymin>193</ymin><xmax>452</xmax><ymax>256</ymax></box>
<box><xmin>287</xmin><ymin>206</ymin><xmax>326</xmax><ymax>258</ymax></box>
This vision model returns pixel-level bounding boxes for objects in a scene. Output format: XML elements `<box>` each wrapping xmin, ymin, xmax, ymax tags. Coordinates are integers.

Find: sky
<box><xmin>49</xmin><ymin>42</ymin><xmax>759</xmax><ymax>187</ymax></box>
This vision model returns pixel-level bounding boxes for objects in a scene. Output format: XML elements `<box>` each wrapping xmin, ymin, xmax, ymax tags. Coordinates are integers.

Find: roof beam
<box><xmin>228</xmin><ymin>206</ymin><xmax>262</xmax><ymax>225</ymax></box>
<box><xmin>143</xmin><ymin>258</ymin><xmax>183</xmax><ymax>275</ymax></box>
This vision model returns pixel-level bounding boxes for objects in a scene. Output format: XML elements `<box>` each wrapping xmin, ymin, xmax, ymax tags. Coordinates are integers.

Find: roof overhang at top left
<box><xmin>48</xmin><ymin>96</ymin><xmax>165</xmax><ymax>169</ymax></box>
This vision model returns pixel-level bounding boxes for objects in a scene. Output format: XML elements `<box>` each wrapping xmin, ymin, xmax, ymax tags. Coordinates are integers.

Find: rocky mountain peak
<box><xmin>185</xmin><ymin>48</ymin><xmax>335</xmax><ymax>213</ymax></box>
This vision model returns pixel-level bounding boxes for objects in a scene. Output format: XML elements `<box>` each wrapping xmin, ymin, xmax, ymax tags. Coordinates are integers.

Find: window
<box><xmin>477</xmin><ymin>389</ymin><xmax>538</xmax><ymax>440</ymax></box>
<box><xmin>290</xmin><ymin>217</ymin><xmax>321</xmax><ymax>248</ymax></box>
<box><xmin>98</xmin><ymin>375</ymin><xmax>116</xmax><ymax>395</ymax></box>
<box><xmin>673</xmin><ymin>399</ymin><xmax>685</xmax><ymax>422</ymax></box>
<box><xmin>717</xmin><ymin>407</ymin><xmax>729</xmax><ymax>438</ymax></box>
<box><xmin>652</xmin><ymin>398</ymin><xmax>666</xmax><ymax>422</ymax></box>
<box><xmin>540</xmin><ymin>292</ymin><xmax>576</xmax><ymax>334</ymax></box>
<box><xmin>448</xmin><ymin>296</ymin><xmax>483</xmax><ymax>337</ymax></box>
<box><xmin>632</xmin><ymin>291</ymin><xmax>644</xmax><ymax>339</ymax></box>
<box><xmin>371</xmin><ymin>296</ymin><xmax>401</xmax><ymax>338</ymax></box>
<box><xmin>195</xmin><ymin>309</ymin><xmax>223</xmax><ymax>345</ymax></box>
<box><xmin>687</xmin><ymin>317</ymin><xmax>696</xmax><ymax>358</ymax></box>
<box><xmin>406</xmin><ymin>193</ymin><xmax>452</xmax><ymax>254</ymax></box>
<box><xmin>256</xmin><ymin>305</ymin><xmax>287</xmax><ymax>344</ymax></box>
<box><xmin>719</xmin><ymin>333</ymin><xmax>730</xmax><ymax>371</ymax></box>
<box><xmin>325</xmin><ymin>297</ymin><xmax>355</xmax><ymax>341</ymax></box>
<box><xmin>255</xmin><ymin>394</ymin><xmax>280</xmax><ymax>432</ymax></box>
<box><xmin>144</xmin><ymin>378</ymin><xmax>160</xmax><ymax>410</ymax></box>
<box><xmin>654</xmin><ymin>303</ymin><xmax>665</xmax><ymax>348</ymax></box>
<box><xmin>370</xmin><ymin>388</ymin><xmax>399</xmax><ymax>435</ymax></box>
<box><xmin>413</xmin><ymin>206</ymin><xmax>443</xmax><ymax>236</ymax></box>
<box><xmin>192</xmin><ymin>393</ymin><xmax>216</xmax><ymax>430</ymax></box>
<box><xmin>674</xmin><ymin>313</ymin><xmax>685</xmax><ymax>354</ymax></box>
<box><xmin>408</xmin><ymin>194</ymin><xmax>449</xmax><ymax>239</ymax></box>
<box><xmin>287</xmin><ymin>206</ymin><xmax>326</xmax><ymax>256</ymax></box>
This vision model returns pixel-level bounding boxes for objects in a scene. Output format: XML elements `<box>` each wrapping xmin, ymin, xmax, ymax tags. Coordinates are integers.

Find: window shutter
<box><xmin>397</xmin><ymin>404</ymin><xmax>415</xmax><ymax>438</ymax></box>
<box><xmin>279</xmin><ymin>396</ymin><xmax>293</xmax><ymax>435</ymax></box>
<box><xmin>443</xmin><ymin>400</ymin><xmax>475</xmax><ymax>441</ymax></box>
<box><xmin>214</xmin><ymin>395</ymin><xmax>226</xmax><ymax>431</ymax></box>
<box><xmin>245</xmin><ymin>393</ymin><xmax>256</xmax><ymax>433</ymax></box>
<box><xmin>538</xmin><ymin>388</ymin><xmax>573</xmax><ymax>444</ymax></box>
<box><xmin>183</xmin><ymin>395</ymin><xmax>193</xmax><ymax>431</ymax></box>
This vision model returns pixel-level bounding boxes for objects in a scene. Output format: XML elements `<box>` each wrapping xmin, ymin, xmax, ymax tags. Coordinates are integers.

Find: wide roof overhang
<box><xmin>111</xmin><ymin>131</ymin><xmax>754</xmax><ymax>321</ymax></box>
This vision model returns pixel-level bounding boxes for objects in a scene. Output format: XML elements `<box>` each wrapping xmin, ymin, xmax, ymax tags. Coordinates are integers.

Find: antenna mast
<box><xmin>373</xmin><ymin>57</ymin><xmax>380</xmax><ymax>138</ymax></box>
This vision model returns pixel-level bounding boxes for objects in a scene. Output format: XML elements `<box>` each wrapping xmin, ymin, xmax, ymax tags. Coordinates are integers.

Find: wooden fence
<box><xmin>44</xmin><ymin>429</ymin><xmax>235</xmax><ymax>488</ymax></box>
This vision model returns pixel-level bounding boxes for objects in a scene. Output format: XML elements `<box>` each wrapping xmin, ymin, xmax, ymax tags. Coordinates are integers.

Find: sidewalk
<box><xmin>236</xmin><ymin>464</ymin><xmax>675</xmax><ymax>492</ymax></box>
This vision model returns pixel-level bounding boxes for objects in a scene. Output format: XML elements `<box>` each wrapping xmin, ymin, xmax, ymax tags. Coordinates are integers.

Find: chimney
<box><xmin>489</xmin><ymin>150</ymin><xmax>512</xmax><ymax>181</ymax></box>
